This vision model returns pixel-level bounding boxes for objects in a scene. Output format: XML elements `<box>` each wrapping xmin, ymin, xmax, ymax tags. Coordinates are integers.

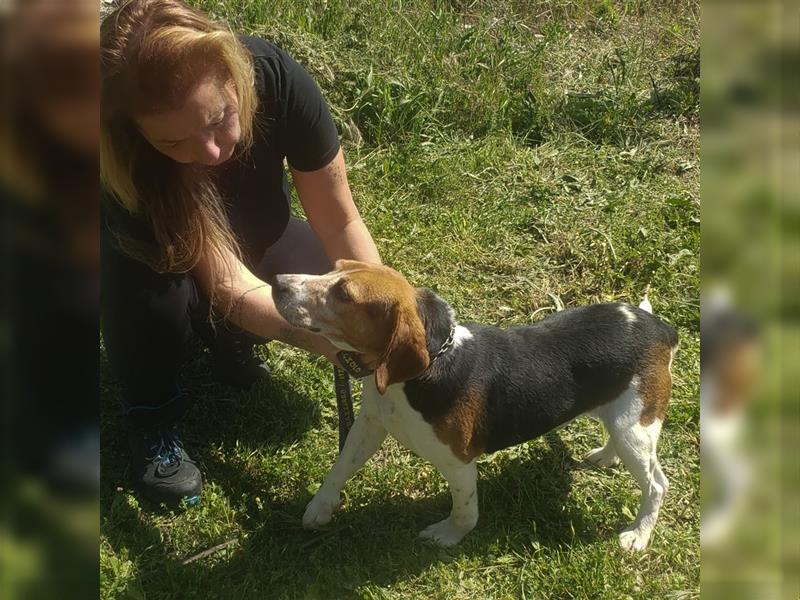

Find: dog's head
<box><xmin>271</xmin><ymin>260</ymin><xmax>431</xmax><ymax>394</ymax></box>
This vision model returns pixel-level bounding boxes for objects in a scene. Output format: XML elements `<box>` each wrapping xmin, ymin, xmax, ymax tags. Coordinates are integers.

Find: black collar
<box><xmin>335</xmin><ymin>324</ymin><xmax>457</xmax><ymax>378</ymax></box>
<box><xmin>426</xmin><ymin>324</ymin><xmax>456</xmax><ymax>367</ymax></box>
<box><xmin>336</xmin><ymin>350</ymin><xmax>373</xmax><ymax>378</ymax></box>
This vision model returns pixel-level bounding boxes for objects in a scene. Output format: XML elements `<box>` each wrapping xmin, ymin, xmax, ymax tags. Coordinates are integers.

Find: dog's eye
<box><xmin>332</xmin><ymin>281</ymin><xmax>352</xmax><ymax>302</ymax></box>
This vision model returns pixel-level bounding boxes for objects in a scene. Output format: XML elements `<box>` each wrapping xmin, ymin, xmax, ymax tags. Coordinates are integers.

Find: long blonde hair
<box><xmin>101</xmin><ymin>0</ymin><xmax>257</xmax><ymax>280</ymax></box>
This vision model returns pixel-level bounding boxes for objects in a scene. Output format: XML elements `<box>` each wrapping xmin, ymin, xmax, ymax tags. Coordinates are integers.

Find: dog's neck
<box><xmin>339</xmin><ymin>288</ymin><xmax>458</xmax><ymax>380</ymax></box>
<box><xmin>415</xmin><ymin>288</ymin><xmax>458</xmax><ymax>374</ymax></box>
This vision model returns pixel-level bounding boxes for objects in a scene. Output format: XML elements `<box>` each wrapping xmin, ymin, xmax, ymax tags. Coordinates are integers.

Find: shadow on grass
<box><xmin>103</xmin><ymin>425</ymin><xmax>611</xmax><ymax>598</ymax></box>
<box><xmin>100</xmin><ymin>346</ymin><xmax>323</xmax><ymax>514</ymax></box>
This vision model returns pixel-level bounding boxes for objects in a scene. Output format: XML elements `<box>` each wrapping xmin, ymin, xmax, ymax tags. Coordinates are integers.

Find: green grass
<box><xmin>100</xmin><ymin>1</ymin><xmax>699</xmax><ymax>598</ymax></box>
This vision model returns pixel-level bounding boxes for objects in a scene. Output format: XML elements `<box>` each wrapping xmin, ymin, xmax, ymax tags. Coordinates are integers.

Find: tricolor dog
<box><xmin>271</xmin><ymin>260</ymin><xmax>678</xmax><ymax>550</ymax></box>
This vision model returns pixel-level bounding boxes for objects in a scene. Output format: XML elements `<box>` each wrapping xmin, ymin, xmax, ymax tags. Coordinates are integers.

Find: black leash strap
<box><xmin>333</xmin><ymin>366</ymin><xmax>355</xmax><ymax>453</ymax></box>
<box><xmin>333</xmin><ymin>352</ymin><xmax>372</xmax><ymax>453</ymax></box>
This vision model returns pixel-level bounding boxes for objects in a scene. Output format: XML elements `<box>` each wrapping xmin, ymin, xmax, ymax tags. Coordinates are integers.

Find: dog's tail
<box><xmin>639</xmin><ymin>284</ymin><xmax>653</xmax><ymax>314</ymax></box>
<box><xmin>640</xmin><ymin>285</ymin><xmax>679</xmax><ymax>350</ymax></box>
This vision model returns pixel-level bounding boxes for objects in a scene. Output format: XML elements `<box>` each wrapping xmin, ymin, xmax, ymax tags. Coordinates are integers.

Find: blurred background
<box><xmin>1</xmin><ymin>0</ymin><xmax>99</xmax><ymax>597</ymax></box>
<box><xmin>701</xmin><ymin>1</ymin><xmax>798</xmax><ymax>599</ymax></box>
<box><xmin>0</xmin><ymin>0</ymin><xmax>796</xmax><ymax>597</ymax></box>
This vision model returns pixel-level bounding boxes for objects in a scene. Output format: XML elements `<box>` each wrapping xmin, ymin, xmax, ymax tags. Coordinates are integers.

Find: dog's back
<box><xmin>405</xmin><ymin>302</ymin><xmax>677</xmax><ymax>453</ymax></box>
<box><xmin>484</xmin><ymin>303</ymin><xmax>676</xmax><ymax>450</ymax></box>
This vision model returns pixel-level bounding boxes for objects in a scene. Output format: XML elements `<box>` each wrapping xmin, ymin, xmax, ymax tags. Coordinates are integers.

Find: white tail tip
<box><xmin>639</xmin><ymin>285</ymin><xmax>653</xmax><ymax>314</ymax></box>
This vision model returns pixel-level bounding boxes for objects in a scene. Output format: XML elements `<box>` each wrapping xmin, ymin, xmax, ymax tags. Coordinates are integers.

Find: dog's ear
<box><xmin>374</xmin><ymin>303</ymin><xmax>429</xmax><ymax>394</ymax></box>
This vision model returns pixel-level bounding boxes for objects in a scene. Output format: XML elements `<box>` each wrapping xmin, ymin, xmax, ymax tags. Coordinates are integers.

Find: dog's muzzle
<box><xmin>270</xmin><ymin>274</ymin><xmax>314</xmax><ymax>329</ymax></box>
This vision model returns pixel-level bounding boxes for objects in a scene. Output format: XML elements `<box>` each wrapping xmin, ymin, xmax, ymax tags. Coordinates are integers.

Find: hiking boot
<box><xmin>209</xmin><ymin>330</ymin><xmax>270</xmax><ymax>389</ymax></box>
<box><xmin>128</xmin><ymin>424</ymin><xmax>202</xmax><ymax>507</ymax></box>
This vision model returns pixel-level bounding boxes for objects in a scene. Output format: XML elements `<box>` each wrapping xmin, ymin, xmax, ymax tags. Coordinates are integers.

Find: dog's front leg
<box><xmin>303</xmin><ymin>409</ymin><xmax>387</xmax><ymax>529</ymax></box>
<box><xmin>419</xmin><ymin>460</ymin><xmax>479</xmax><ymax>547</ymax></box>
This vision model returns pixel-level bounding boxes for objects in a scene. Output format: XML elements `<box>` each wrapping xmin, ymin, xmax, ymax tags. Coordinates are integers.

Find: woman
<box><xmin>101</xmin><ymin>0</ymin><xmax>380</xmax><ymax>506</ymax></box>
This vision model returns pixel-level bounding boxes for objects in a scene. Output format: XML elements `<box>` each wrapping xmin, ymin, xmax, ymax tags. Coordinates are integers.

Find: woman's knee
<box><xmin>103</xmin><ymin>270</ymin><xmax>197</xmax><ymax>337</ymax></box>
<box><xmin>257</xmin><ymin>217</ymin><xmax>331</xmax><ymax>277</ymax></box>
<box><xmin>101</xmin><ymin>256</ymin><xmax>200</xmax><ymax>395</ymax></box>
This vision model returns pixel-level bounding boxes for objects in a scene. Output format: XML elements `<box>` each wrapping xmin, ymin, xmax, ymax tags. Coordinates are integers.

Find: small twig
<box><xmin>181</xmin><ymin>538</ymin><xmax>239</xmax><ymax>565</ymax></box>
<box><xmin>530</xmin><ymin>306</ymin><xmax>556</xmax><ymax>319</ymax></box>
<box><xmin>298</xmin><ymin>526</ymin><xmax>349</xmax><ymax>550</ymax></box>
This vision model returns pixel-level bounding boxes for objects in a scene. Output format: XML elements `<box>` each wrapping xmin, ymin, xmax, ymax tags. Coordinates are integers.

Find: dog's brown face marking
<box><xmin>431</xmin><ymin>383</ymin><xmax>488</xmax><ymax>463</ymax></box>
<box><xmin>273</xmin><ymin>260</ymin><xmax>430</xmax><ymax>393</ymax></box>
<box><xmin>639</xmin><ymin>343</ymin><xmax>674</xmax><ymax>425</ymax></box>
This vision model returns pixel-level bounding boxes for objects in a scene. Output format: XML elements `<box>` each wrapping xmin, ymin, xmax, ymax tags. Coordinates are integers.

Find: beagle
<box><xmin>271</xmin><ymin>260</ymin><xmax>678</xmax><ymax>550</ymax></box>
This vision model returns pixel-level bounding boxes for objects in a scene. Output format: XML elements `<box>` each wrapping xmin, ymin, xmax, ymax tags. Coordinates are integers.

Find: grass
<box><xmin>100</xmin><ymin>1</ymin><xmax>700</xmax><ymax>598</ymax></box>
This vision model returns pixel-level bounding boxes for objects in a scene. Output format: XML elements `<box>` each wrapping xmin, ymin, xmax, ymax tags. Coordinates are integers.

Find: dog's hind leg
<box><xmin>601</xmin><ymin>339</ymin><xmax>672</xmax><ymax>551</ymax></box>
<box><xmin>649</xmin><ymin>420</ymin><xmax>669</xmax><ymax>494</ymax></box>
<box><xmin>610</xmin><ymin>417</ymin><xmax>667</xmax><ymax>552</ymax></box>
<box><xmin>303</xmin><ymin>409</ymin><xmax>388</xmax><ymax>529</ymax></box>
<box><xmin>584</xmin><ymin>438</ymin><xmax>620</xmax><ymax>468</ymax></box>
<box><xmin>419</xmin><ymin>460</ymin><xmax>479</xmax><ymax>547</ymax></box>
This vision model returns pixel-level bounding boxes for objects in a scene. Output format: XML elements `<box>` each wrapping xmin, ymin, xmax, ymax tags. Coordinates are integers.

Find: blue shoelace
<box><xmin>145</xmin><ymin>427</ymin><xmax>185</xmax><ymax>477</ymax></box>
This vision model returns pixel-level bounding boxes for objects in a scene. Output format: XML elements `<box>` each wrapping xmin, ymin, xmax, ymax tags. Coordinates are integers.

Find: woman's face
<box><xmin>136</xmin><ymin>77</ymin><xmax>241</xmax><ymax>166</ymax></box>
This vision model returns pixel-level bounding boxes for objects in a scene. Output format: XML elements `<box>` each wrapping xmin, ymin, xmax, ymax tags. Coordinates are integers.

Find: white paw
<box><xmin>618</xmin><ymin>527</ymin><xmax>651</xmax><ymax>552</ymax></box>
<box><xmin>584</xmin><ymin>446</ymin><xmax>620</xmax><ymax>468</ymax></box>
<box><xmin>302</xmin><ymin>491</ymin><xmax>340</xmax><ymax>530</ymax></box>
<box><xmin>419</xmin><ymin>517</ymin><xmax>474</xmax><ymax>547</ymax></box>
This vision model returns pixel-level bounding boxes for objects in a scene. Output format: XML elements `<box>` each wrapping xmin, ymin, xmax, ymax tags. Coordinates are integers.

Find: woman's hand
<box><xmin>321</xmin><ymin>346</ymin><xmax>345</xmax><ymax>369</ymax></box>
<box><xmin>278</xmin><ymin>322</ymin><xmax>342</xmax><ymax>367</ymax></box>
<box><xmin>192</xmin><ymin>248</ymin><xmax>331</xmax><ymax>358</ymax></box>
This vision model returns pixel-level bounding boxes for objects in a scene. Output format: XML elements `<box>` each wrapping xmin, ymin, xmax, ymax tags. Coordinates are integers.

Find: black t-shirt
<box><xmin>103</xmin><ymin>35</ymin><xmax>340</xmax><ymax>266</ymax></box>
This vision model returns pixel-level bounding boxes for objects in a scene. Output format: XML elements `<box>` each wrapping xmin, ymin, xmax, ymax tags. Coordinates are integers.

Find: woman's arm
<box><xmin>194</xmin><ymin>149</ymin><xmax>378</xmax><ymax>363</ymax></box>
<box><xmin>291</xmin><ymin>148</ymin><xmax>381</xmax><ymax>264</ymax></box>
<box><xmin>193</xmin><ymin>247</ymin><xmax>340</xmax><ymax>362</ymax></box>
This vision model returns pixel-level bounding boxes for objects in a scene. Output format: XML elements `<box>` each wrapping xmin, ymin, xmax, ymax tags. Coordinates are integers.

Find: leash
<box><xmin>331</xmin><ymin>327</ymin><xmax>456</xmax><ymax>453</ymax></box>
<box><xmin>332</xmin><ymin>366</ymin><xmax>355</xmax><ymax>453</ymax></box>
<box><xmin>333</xmin><ymin>351</ymin><xmax>372</xmax><ymax>453</ymax></box>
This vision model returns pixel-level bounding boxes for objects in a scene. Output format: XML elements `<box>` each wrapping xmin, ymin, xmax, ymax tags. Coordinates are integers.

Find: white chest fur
<box><xmin>361</xmin><ymin>377</ymin><xmax>466</xmax><ymax>471</ymax></box>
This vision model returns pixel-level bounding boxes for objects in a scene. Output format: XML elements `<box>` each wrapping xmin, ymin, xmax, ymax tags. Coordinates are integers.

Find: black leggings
<box><xmin>101</xmin><ymin>217</ymin><xmax>330</xmax><ymax>428</ymax></box>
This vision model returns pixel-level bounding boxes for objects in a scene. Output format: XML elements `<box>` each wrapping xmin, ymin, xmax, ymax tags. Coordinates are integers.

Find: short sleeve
<box><xmin>238</xmin><ymin>36</ymin><xmax>341</xmax><ymax>170</ymax></box>
<box><xmin>276</xmin><ymin>53</ymin><xmax>340</xmax><ymax>171</ymax></box>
